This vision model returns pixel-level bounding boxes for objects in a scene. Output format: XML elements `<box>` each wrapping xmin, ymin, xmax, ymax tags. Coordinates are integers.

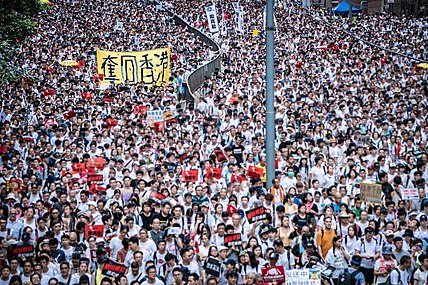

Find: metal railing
<box><xmin>154</xmin><ymin>1</ymin><xmax>222</xmax><ymax>102</ymax></box>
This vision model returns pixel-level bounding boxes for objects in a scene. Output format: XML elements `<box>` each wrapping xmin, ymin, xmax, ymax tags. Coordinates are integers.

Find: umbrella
<box><xmin>417</xmin><ymin>63</ymin><xmax>428</xmax><ymax>69</ymax></box>
<box><xmin>60</xmin><ymin>60</ymin><xmax>79</xmax><ymax>67</ymax></box>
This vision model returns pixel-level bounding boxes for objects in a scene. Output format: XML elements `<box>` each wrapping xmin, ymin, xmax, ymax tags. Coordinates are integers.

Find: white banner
<box><xmin>237</xmin><ymin>10</ymin><xmax>244</xmax><ymax>34</ymax></box>
<box><xmin>221</xmin><ymin>9</ymin><xmax>227</xmax><ymax>36</ymax></box>
<box><xmin>205</xmin><ymin>5</ymin><xmax>220</xmax><ymax>33</ymax></box>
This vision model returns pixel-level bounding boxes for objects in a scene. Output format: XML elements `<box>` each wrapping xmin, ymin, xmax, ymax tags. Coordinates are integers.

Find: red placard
<box><xmin>149</xmin><ymin>191</ymin><xmax>167</xmax><ymax>204</ymax></box>
<box><xmin>44</xmin><ymin>118</ymin><xmax>55</xmax><ymax>127</ymax></box>
<box><xmin>85</xmin><ymin>224</ymin><xmax>104</xmax><ymax>238</ymax></box>
<box><xmin>102</xmin><ymin>97</ymin><xmax>114</xmax><ymax>102</ymax></box>
<box><xmin>214</xmin><ymin>149</ymin><xmax>227</xmax><ymax>164</ymax></box>
<box><xmin>89</xmin><ymin>184</ymin><xmax>106</xmax><ymax>195</ymax></box>
<box><xmin>226</xmin><ymin>204</ymin><xmax>238</xmax><ymax>216</ymax></box>
<box><xmin>246</xmin><ymin>166</ymin><xmax>264</xmax><ymax>178</ymax></box>
<box><xmin>72</xmin><ymin>163</ymin><xmax>86</xmax><ymax>174</ymax></box>
<box><xmin>205</xmin><ymin>167</ymin><xmax>222</xmax><ymax>179</ymax></box>
<box><xmin>182</xmin><ymin>170</ymin><xmax>198</xmax><ymax>182</ymax></box>
<box><xmin>262</xmin><ymin>266</ymin><xmax>285</xmax><ymax>283</ymax></box>
<box><xmin>231</xmin><ymin>174</ymin><xmax>246</xmax><ymax>183</ymax></box>
<box><xmin>154</xmin><ymin>121</ymin><xmax>164</xmax><ymax>133</ymax></box>
<box><xmin>106</xmin><ymin>119</ymin><xmax>118</xmax><ymax>127</ymax></box>
<box><xmin>87</xmin><ymin>158</ymin><xmax>104</xmax><ymax>169</ymax></box>
<box><xmin>133</xmin><ymin>105</ymin><xmax>147</xmax><ymax>115</ymax></box>
<box><xmin>63</xmin><ymin>111</ymin><xmax>76</xmax><ymax>119</ymax></box>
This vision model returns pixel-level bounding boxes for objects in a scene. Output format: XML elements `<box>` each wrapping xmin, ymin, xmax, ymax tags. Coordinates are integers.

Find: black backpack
<box><xmin>386</xmin><ymin>268</ymin><xmax>401</xmax><ymax>285</ymax></box>
<box><xmin>339</xmin><ymin>268</ymin><xmax>360</xmax><ymax>285</ymax></box>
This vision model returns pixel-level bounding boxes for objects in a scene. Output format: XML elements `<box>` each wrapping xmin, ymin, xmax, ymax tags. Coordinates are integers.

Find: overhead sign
<box><xmin>96</xmin><ymin>48</ymin><xmax>170</xmax><ymax>86</ymax></box>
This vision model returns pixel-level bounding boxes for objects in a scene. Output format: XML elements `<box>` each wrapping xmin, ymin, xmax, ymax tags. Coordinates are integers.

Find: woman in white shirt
<box><xmin>343</xmin><ymin>225</ymin><xmax>359</xmax><ymax>257</ymax></box>
<box><xmin>325</xmin><ymin>236</ymin><xmax>350</xmax><ymax>284</ymax></box>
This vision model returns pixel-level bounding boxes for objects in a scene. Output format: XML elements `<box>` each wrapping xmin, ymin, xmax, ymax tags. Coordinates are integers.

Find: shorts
<box><xmin>359</xmin><ymin>266</ymin><xmax>374</xmax><ymax>284</ymax></box>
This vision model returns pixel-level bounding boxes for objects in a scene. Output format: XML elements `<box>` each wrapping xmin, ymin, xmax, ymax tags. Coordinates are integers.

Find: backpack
<box><xmin>339</xmin><ymin>268</ymin><xmax>360</xmax><ymax>285</ymax></box>
<box><xmin>386</xmin><ymin>268</ymin><xmax>401</xmax><ymax>285</ymax></box>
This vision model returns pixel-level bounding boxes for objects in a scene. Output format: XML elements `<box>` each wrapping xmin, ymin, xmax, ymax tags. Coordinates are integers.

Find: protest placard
<box><xmin>283</xmin><ymin>269</ymin><xmax>321</xmax><ymax>285</ymax></box>
<box><xmin>359</xmin><ymin>183</ymin><xmax>382</xmax><ymax>204</ymax></box>
<box><xmin>8</xmin><ymin>244</ymin><xmax>35</xmax><ymax>259</ymax></box>
<box><xmin>246</xmin><ymin>207</ymin><xmax>268</xmax><ymax>224</ymax></box>
<box><xmin>87</xmin><ymin>158</ymin><xmax>104</xmax><ymax>169</ymax></box>
<box><xmin>246</xmin><ymin>165</ymin><xmax>264</xmax><ymax>178</ymax></box>
<box><xmin>182</xmin><ymin>170</ymin><xmax>198</xmax><ymax>182</ymax></box>
<box><xmin>205</xmin><ymin>167</ymin><xmax>222</xmax><ymax>179</ymax></box>
<box><xmin>133</xmin><ymin>105</ymin><xmax>147</xmax><ymax>115</ymax></box>
<box><xmin>262</xmin><ymin>266</ymin><xmax>286</xmax><ymax>283</ymax></box>
<box><xmin>224</xmin><ymin>233</ymin><xmax>242</xmax><ymax>247</ymax></box>
<box><xmin>85</xmin><ymin>224</ymin><xmax>104</xmax><ymax>238</ymax></box>
<box><xmin>97</xmin><ymin>48</ymin><xmax>170</xmax><ymax>86</ymax></box>
<box><xmin>101</xmin><ymin>259</ymin><xmax>127</xmax><ymax>277</ymax></box>
<box><xmin>149</xmin><ymin>191</ymin><xmax>167</xmax><ymax>204</ymax></box>
<box><xmin>205</xmin><ymin>257</ymin><xmax>221</xmax><ymax>277</ymax></box>
<box><xmin>401</xmin><ymin>188</ymin><xmax>419</xmax><ymax>200</ymax></box>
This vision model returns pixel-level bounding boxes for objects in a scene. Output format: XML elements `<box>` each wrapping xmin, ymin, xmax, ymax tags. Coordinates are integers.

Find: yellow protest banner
<box><xmin>96</xmin><ymin>48</ymin><xmax>170</xmax><ymax>86</ymax></box>
<box><xmin>360</xmin><ymin>183</ymin><xmax>382</xmax><ymax>204</ymax></box>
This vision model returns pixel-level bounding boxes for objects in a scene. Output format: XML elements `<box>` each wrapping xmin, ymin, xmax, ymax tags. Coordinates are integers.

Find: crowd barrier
<box><xmin>153</xmin><ymin>1</ymin><xmax>222</xmax><ymax>102</ymax></box>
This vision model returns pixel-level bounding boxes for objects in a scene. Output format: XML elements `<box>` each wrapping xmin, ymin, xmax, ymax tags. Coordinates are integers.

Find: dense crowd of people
<box><xmin>0</xmin><ymin>0</ymin><xmax>427</xmax><ymax>284</ymax></box>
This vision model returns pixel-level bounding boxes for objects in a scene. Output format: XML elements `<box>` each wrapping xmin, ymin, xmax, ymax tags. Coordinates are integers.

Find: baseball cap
<box><xmin>385</xmin><ymin>230</ymin><xmax>394</xmax><ymax>237</ymax></box>
<box><xmin>420</xmin><ymin>215</ymin><xmax>428</xmax><ymax>221</ymax></box>
<box><xmin>365</xmin><ymin>227</ymin><xmax>374</xmax><ymax>234</ymax></box>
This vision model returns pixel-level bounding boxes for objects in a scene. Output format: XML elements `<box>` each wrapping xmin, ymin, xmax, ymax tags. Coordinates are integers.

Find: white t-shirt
<box><xmin>355</xmin><ymin>237</ymin><xmax>380</xmax><ymax>268</ymax></box>
<box><xmin>389</xmin><ymin>267</ymin><xmax>409</xmax><ymax>285</ymax></box>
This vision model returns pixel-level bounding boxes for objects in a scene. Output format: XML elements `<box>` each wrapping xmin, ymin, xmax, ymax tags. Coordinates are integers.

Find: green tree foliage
<box><xmin>0</xmin><ymin>0</ymin><xmax>41</xmax><ymax>85</ymax></box>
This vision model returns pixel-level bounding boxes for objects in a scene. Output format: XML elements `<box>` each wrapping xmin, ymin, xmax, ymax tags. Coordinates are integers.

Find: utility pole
<box><xmin>349</xmin><ymin>2</ymin><xmax>353</xmax><ymax>21</ymax></box>
<box><xmin>265</xmin><ymin>0</ymin><xmax>275</xmax><ymax>189</ymax></box>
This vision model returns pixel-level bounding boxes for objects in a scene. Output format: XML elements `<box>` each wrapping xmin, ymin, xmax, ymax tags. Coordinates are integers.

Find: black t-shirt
<box><xmin>232</xmin><ymin>144</ymin><xmax>245</xmax><ymax>164</ymax></box>
<box><xmin>153</xmin><ymin>212</ymin><xmax>171</xmax><ymax>230</ymax></box>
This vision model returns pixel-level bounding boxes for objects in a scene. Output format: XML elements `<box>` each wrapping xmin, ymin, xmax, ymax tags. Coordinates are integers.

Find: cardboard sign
<box><xmin>205</xmin><ymin>257</ymin><xmax>221</xmax><ymax>277</ymax></box>
<box><xmin>182</xmin><ymin>170</ymin><xmax>198</xmax><ymax>182</ymax></box>
<box><xmin>205</xmin><ymin>167</ymin><xmax>222</xmax><ymax>179</ymax></box>
<box><xmin>133</xmin><ymin>105</ymin><xmax>147</xmax><ymax>115</ymax></box>
<box><xmin>360</xmin><ymin>183</ymin><xmax>382</xmax><ymax>204</ymax></box>
<box><xmin>246</xmin><ymin>165</ymin><xmax>264</xmax><ymax>178</ymax></box>
<box><xmin>246</xmin><ymin>207</ymin><xmax>268</xmax><ymax>224</ymax></box>
<box><xmin>149</xmin><ymin>191</ymin><xmax>167</xmax><ymax>204</ymax></box>
<box><xmin>401</xmin><ymin>188</ymin><xmax>419</xmax><ymax>201</ymax></box>
<box><xmin>262</xmin><ymin>266</ymin><xmax>286</xmax><ymax>283</ymax></box>
<box><xmin>224</xmin><ymin>233</ymin><xmax>242</xmax><ymax>247</ymax></box>
<box><xmin>85</xmin><ymin>224</ymin><xmax>104</xmax><ymax>238</ymax></box>
<box><xmin>87</xmin><ymin>158</ymin><xmax>104</xmax><ymax>169</ymax></box>
<box><xmin>8</xmin><ymin>244</ymin><xmax>34</xmax><ymax>259</ymax></box>
<box><xmin>101</xmin><ymin>259</ymin><xmax>128</xmax><ymax>277</ymax></box>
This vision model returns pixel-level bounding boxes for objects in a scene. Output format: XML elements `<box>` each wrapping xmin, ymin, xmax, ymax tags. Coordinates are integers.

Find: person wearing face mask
<box><xmin>281</xmin><ymin>167</ymin><xmax>297</xmax><ymax>191</ymax></box>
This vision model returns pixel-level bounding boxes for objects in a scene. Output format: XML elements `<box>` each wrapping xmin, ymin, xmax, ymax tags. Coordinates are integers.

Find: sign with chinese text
<box><xmin>206</xmin><ymin>257</ymin><xmax>221</xmax><ymax>277</ymax></box>
<box><xmin>283</xmin><ymin>269</ymin><xmax>321</xmax><ymax>285</ymax></box>
<box><xmin>246</xmin><ymin>207</ymin><xmax>268</xmax><ymax>224</ymax></box>
<box><xmin>101</xmin><ymin>259</ymin><xmax>128</xmax><ymax>277</ymax></box>
<box><xmin>360</xmin><ymin>183</ymin><xmax>382</xmax><ymax>204</ymax></box>
<box><xmin>85</xmin><ymin>224</ymin><xmax>104</xmax><ymax>238</ymax></box>
<box><xmin>224</xmin><ymin>233</ymin><xmax>242</xmax><ymax>247</ymax></box>
<box><xmin>8</xmin><ymin>244</ymin><xmax>35</xmax><ymax>259</ymax></box>
<box><xmin>96</xmin><ymin>48</ymin><xmax>170</xmax><ymax>86</ymax></box>
<box><xmin>262</xmin><ymin>266</ymin><xmax>286</xmax><ymax>283</ymax></box>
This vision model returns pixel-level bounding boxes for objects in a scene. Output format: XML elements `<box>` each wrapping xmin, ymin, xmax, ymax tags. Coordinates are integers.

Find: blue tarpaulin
<box><xmin>333</xmin><ymin>1</ymin><xmax>362</xmax><ymax>14</ymax></box>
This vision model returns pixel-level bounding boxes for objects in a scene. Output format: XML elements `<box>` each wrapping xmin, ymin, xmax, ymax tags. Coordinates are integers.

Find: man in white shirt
<box><xmin>389</xmin><ymin>255</ymin><xmax>411</xmax><ymax>285</ymax></box>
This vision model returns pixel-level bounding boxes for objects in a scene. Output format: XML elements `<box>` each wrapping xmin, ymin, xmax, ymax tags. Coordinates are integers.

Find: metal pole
<box><xmin>348</xmin><ymin>2</ymin><xmax>352</xmax><ymax>21</ymax></box>
<box><xmin>265</xmin><ymin>0</ymin><xmax>275</xmax><ymax>190</ymax></box>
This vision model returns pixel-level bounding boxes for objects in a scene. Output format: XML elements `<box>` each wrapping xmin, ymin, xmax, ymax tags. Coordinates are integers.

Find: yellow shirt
<box><xmin>316</xmin><ymin>229</ymin><xmax>336</xmax><ymax>259</ymax></box>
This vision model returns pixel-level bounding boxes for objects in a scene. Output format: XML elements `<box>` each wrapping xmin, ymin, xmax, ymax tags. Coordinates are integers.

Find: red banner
<box><xmin>214</xmin><ymin>149</ymin><xmax>227</xmax><ymax>164</ymax></box>
<box><xmin>106</xmin><ymin>119</ymin><xmax>118</xmax><ymax>127</ymax></box>
<box><xmin>63</xmin><ymin>111</ymin><xmax>76</xmax><ymax>119</ymax></box>
<box><xmin>89</xmin><ymin>184</ymin><xmax>106</xmax><ymax>195</ymax></box>
<box><xmin>44</xmin><ymin>118</ymin><xmax>55</xmax><ymax>127</ymax></box>
<box><xmin>154</xmin><ymin>121</ymin><xmax>164</xmax><ymax>133</ymax></box>
<box><xmin>87</xmin><ymin>174</ymin><xmax>103</xmax><ymax>183</ymax></box>
<box><xmin>231</xmin><ymin>174</ymin><xmax>246</xmax><ymax>183</ymax></box>
<box><xmin>182</xmin><ymin>170</ymin><xmax>198</xmax><ymax>182</ymax></box>
<box><xmin>72</xmin><ymin>163</ymin><xmax>86</xmax><ymax>174</ymax></box>
<box><xmin>102</xmin><ymin>259</ymin><xmax>127</xmax><ymax>277</ymax></box>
